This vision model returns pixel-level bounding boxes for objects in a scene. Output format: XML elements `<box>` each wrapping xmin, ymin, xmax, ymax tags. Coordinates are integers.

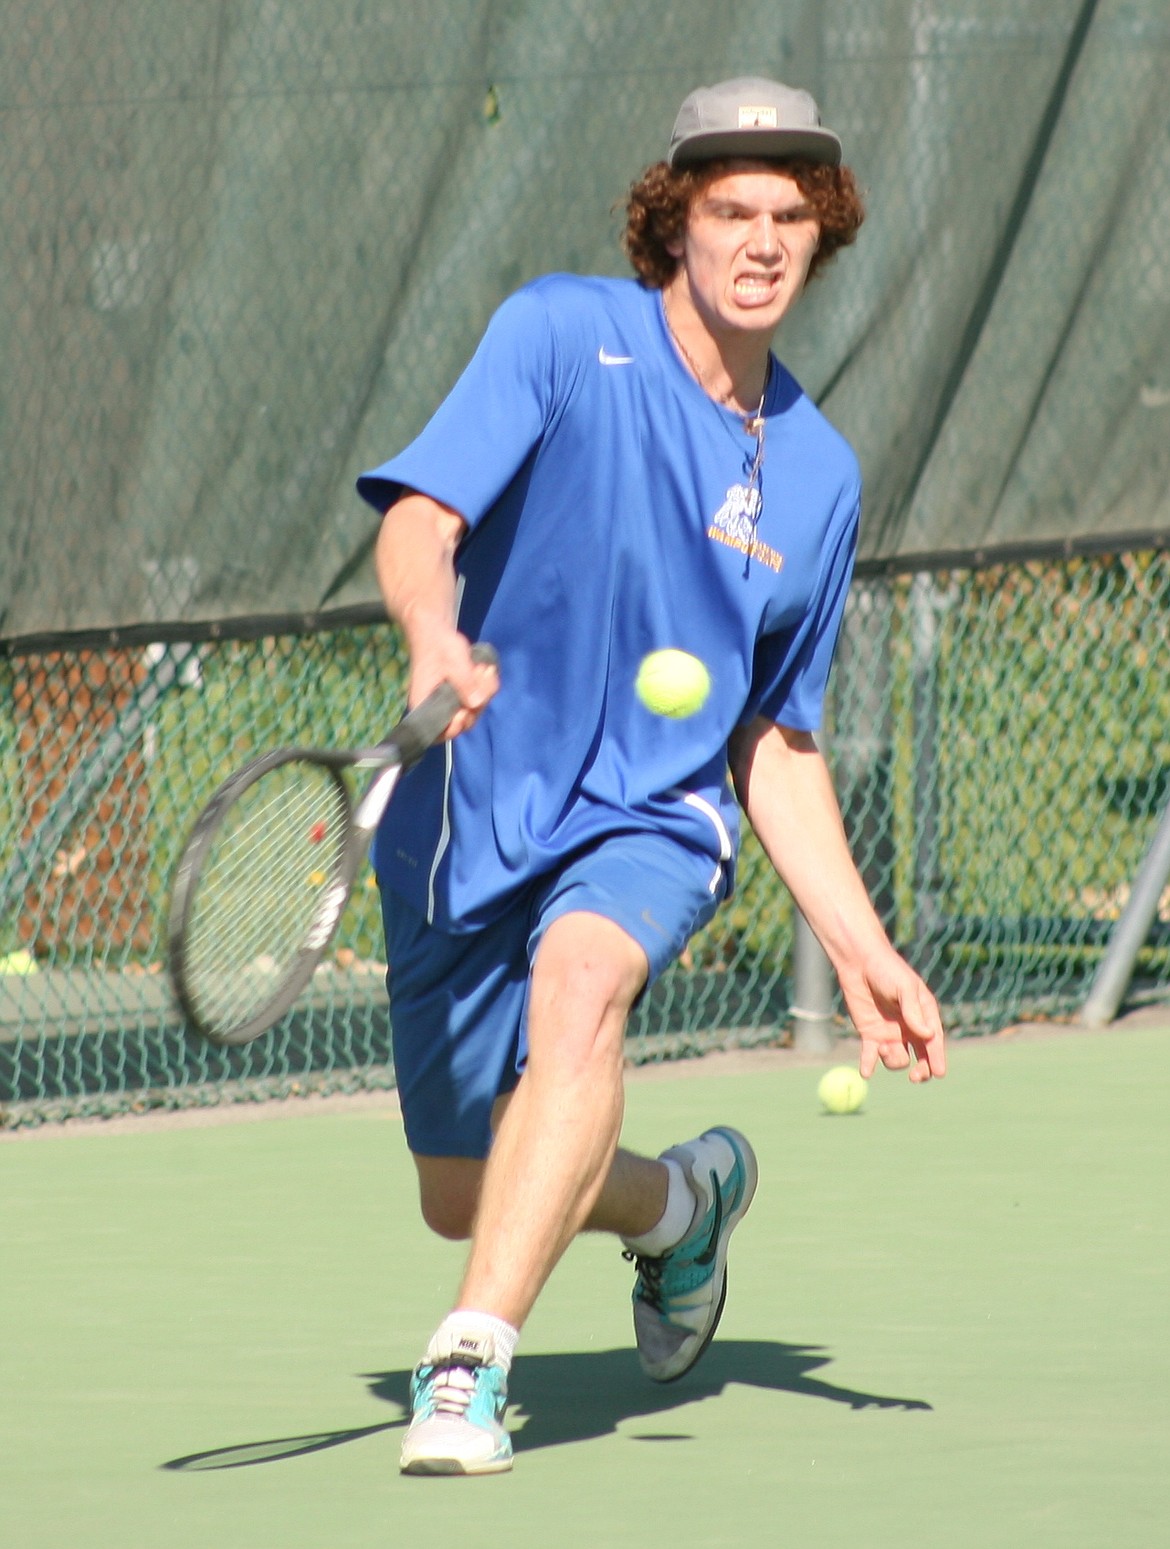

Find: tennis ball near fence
<box><xmin>0</xmin><ymin>949</ymin><xmax>39</xmax><ymax>975</ymax></box>
<box><xmin>635</xmin><ymin>649</ymin><xmax>711</xmax><ymax>719</ymax></box>
<box><xmin>818</xmin><ymin>1065</ymin><xmax>868</xmax><ymax>1115</ymax></box>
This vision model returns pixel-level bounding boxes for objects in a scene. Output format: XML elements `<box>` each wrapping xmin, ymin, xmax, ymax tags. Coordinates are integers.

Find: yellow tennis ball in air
<box><xmin>818</xmin><ymin>1064</ymin><xmax>868</xmax><ymax>1115</ymax></box>
<box><xmin>0</xmin><ymin>949</ymin><xmax>38</xmax><ymax>975</ymax></box>
<box><xmin>635</xmin><ymin>649</ymin><xmax>711</xmax><ymax>719</ymax></box>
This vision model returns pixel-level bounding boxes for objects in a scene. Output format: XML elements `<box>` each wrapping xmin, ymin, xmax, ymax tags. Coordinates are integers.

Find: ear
<box><xmin>665</xmin><ymin>234</ymin><xmax>685</xmax><ymax>260</ymax></box>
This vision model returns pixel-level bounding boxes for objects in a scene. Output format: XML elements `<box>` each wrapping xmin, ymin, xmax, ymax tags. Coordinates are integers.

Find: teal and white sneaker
<box><xmin>399</xmin><ymin>1328</ymin><xmax>512</xmax><ymax>1476</ymax></box>
<box><xmin>624</xmin><ymin>1126</ymin><xmax>759</xmax><ymax>1383</ymax></box>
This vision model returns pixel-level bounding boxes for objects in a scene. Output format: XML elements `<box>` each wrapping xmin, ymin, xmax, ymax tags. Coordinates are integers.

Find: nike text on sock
<box><xmin>439</xmin><ymin>1310</ymin><xmax>519</xmax><ymax>1373</ymax></box>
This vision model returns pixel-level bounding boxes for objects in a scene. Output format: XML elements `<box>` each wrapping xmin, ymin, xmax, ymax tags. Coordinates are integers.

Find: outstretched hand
<box><xmin>837</xmin><ymin>949</ymin><xmax>947</xmax><ymax>1084</ymax></box>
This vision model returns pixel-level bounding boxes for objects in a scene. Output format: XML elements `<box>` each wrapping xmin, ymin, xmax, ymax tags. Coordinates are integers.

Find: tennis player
<box><xmin>356</xmin><ymin>76</ymin><xmax>946</xmax><ymax>1476</ymax></box>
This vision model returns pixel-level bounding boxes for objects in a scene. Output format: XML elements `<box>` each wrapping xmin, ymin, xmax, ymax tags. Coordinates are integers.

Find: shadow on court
<box><xmin>161</xmin><ymin>1341</ymin><xmax>930</xmax><ymax>1471</ymax></box>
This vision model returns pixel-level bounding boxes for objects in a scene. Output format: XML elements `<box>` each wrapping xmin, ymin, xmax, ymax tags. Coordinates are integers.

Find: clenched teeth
<box><xmin>734</xmin><ymin>274</ymin><xmax>779</xmax><ymax>299</ymax></box>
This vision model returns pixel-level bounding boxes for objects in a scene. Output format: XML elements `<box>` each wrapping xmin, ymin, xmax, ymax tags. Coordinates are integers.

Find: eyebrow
<box><xmin>701</xmin><ymin>197</ymin><xmax>817</xmax><ymax>221</ymax></box>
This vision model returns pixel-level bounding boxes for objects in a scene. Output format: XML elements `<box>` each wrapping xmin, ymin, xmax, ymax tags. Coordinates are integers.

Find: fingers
<box><xmin>908</xmin><ymin>978</ymin><xmax>947</xmax><ymax>1080</ymax></box>
<box><xmin>861</xmin><ymin>1033</ymin><xmax>941</xmax><ymax>1084</ymax></box>
<box><xmin>858</xmin><ymin>1037</ymin><xmax>917</xmax><ymax>1084</ymax></box>
<box><xmin>465</xmin><ymin>652</ymin><xmax>500</xmax><ymax>712</ymax></box>
<box><xmin>443</xmin><ymin>651</ymin><xmax>499</xmax><ymax>739</ymax></box>
<box><xmin>881</xmin><ymin>976</ymin><xmax>946</xmax><ymax>1083</ymax></box>
<box><xmin>855</xmin><ymin>970</ymin><xmax>947</xmax><ymax>1085</ymax></box>
<box><xmin>861</xmin><ymin>1038</ymin><xmax>911</xmax><ymax>1078</ymax></box>
<box><xmin>408</xmin><ymin>634</ymin><xmax>500</xmax><ymax>739</ymax></box>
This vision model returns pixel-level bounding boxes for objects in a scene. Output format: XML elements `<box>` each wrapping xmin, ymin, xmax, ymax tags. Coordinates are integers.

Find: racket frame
<box><xmin>167</xmin><ymin>646</ymin><xmax>496</xmax><ymax>1046</ymax></box>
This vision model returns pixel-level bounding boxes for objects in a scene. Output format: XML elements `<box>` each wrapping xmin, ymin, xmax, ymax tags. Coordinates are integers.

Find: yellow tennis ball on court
<box><xmin>818</xmin><ymin>1065</ymin><xmax>868</xmax><ymax>1115</ymax></box>
<box><xmin>635</xmin><ymin>649</ymin><xmax>711</xmax><ymax>719</ymax></box>
<box><xmin>0</xmin><ymin>949</ymin><xmax>38</xmax><ymax>975</ymax></box>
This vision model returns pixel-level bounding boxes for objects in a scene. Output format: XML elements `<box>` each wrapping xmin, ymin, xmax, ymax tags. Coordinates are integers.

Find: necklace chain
<box><xmin>664</xmin><ymin>298</ymin><xmax>770</xmax><ymax>529</ymax></box>
<box><xmin>666</xmin><ymin>316</ymin><xmax>770</xmax><ymax>432</ymax></box>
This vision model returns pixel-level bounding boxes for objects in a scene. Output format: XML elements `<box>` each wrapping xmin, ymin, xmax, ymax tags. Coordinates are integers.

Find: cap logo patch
<box><xmin>738</xmin><ymin>105</ymin><xmax>778</xmax><ymax>128</ymax></box>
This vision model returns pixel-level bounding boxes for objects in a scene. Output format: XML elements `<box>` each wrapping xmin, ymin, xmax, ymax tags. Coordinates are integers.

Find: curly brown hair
<box><xmin>621</xmin><ymin>158</ymin><xmax>865</xmax><ymax>288</ymax></box>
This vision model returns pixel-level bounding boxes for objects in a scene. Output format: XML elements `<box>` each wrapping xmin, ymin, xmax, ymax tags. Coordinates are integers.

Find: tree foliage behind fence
<box><xmin>3</xmin><ymin>548</ymin><xmax>1167</xmax><ymax>1125</ymax></box>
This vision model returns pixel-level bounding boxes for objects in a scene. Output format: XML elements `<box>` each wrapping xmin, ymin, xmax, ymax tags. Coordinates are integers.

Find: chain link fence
<box><xmin>3</xmin><ymin>547</ymin><xmax>1168</xmax><ymax>1125</ymax></box>
<box><xmin>834</xmin><ymin>550</ymin><xmax>1170</xmax><ymax>1020</ymax></box>
<box><xmin>4</xmin><ymin>3</ymin><xmax>1169</xmax><ymax>1121</ymax></box>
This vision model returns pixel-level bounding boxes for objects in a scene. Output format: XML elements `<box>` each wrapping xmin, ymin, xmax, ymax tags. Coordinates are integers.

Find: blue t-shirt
<box><xmin>357</xmin><ymin>275</ymin><xmax>859</xmax><ymax>930</ymax></box>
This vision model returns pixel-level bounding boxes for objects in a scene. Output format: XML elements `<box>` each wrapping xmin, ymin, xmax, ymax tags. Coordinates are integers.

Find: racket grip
<box><xmin>394</xmin><ymin>641</ymin><xmax>499</xmax><ymax>766</ymax></box>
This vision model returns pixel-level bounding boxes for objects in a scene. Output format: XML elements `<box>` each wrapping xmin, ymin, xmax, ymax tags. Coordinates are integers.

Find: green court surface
<box><xmin>3</xmin><ymin>1024</ymin><xmax>1168</xmax><ymax>1549</ymax></box>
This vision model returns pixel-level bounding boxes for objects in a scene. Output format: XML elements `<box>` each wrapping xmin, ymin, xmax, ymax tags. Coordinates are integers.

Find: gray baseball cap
<box><xmin>668</xmin><ymin>77</ymin><xmax>842</xmax><ymax>168</ymax></box>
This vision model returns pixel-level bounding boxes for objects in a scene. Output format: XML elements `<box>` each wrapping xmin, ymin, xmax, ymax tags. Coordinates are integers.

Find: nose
<box><xmin>747</xmin><ymin>214</ymin><xmax>780</xmax><ymax>260</ymax></box>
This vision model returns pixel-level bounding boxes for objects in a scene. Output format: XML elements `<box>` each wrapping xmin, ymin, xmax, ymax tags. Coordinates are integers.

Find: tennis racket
<box><xmin>167</xmin><ymin>642</ymin><xmax>498</xmax><ymax>1046</ymax></box>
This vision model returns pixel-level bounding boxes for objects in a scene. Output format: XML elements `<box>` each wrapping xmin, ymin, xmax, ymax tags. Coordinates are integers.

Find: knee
<box><xmin>414</xmin><ymin>1156</ymin><xmax>483</xmax><ymax>1240</ymax></box>
<box><xmin>420</xmin><ymin>1194</ymin><xmax>475</xmax><ymax>1240</ymax></box>
<box><xmin>535</xmin><ymin>913</ymin><xmax>648</xmax><ymax>1031</ymax></box>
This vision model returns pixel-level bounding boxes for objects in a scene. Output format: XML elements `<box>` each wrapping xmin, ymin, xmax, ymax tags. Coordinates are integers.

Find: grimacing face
<box><xmin>666</xmin><ymin>166</ymin><xmax>822</xmax><ymax>341</ymax></box>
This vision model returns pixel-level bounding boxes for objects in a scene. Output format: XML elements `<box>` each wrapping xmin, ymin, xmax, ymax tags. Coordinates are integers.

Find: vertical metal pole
<box><xmin>1080</xmin><ymin>797</ymin><xmax>1170</xmax><ymax>1027</ymax></box>
<box><xmin>910</xmin><ymin>574</ymin><xmax>945</xmax><ymax>955</ymax></box>
<box><xmin>791</xmin><ymin>910</ymin><xmax>837</xmax><ymax>1055</ymax></box>
<box><xmin>790</xmin><ymin>716</ymin><xmax>838</xmax><ymax>1056</ymax></box>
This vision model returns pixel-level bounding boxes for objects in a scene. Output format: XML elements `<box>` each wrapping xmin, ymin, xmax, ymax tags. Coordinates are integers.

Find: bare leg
<box><xmin>413</xmin><ymin>1142</ymin><xmax>668</xmax><ymax>1243</ymax></box>
<box><xmin>450</xmin><ymin>910</ymin><xmax>650</xmax><ymax>1328</ymax></box>
<box><xmin>583</xmin><ymin>1147</ymin><xmax>668</xmax><ymax>1237</ymax></box>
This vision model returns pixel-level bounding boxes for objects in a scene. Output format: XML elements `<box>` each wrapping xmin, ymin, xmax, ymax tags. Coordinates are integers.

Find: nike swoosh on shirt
<box><xmin>598</xmin><ymin>347</ymin><xmax>635</xmax><ymax>365</ymax></box>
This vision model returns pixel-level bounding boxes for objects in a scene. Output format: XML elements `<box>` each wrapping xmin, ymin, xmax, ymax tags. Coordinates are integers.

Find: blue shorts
<box><xmin>380</xmin><ymin>831</ymin><xmax>729</xmax><ymax>1159</ymax></box>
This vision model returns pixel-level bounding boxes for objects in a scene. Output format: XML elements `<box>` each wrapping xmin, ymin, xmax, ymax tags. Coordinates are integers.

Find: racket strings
<box><xmin>182</xmin><ymin>763</ymin><xmax>350</xmax><ymax>1035</ymax></box>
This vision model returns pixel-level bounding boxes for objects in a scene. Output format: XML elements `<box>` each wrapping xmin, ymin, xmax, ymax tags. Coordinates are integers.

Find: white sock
<box><xmin>436</xmin><ymin>1309</ymin><xmax>520</xmax><ymax>1374</ymax></box>
<box><xmin>620</xmin><ymin>1158</ymin><xmax>696</xmax><ymax>1257</ymax></box>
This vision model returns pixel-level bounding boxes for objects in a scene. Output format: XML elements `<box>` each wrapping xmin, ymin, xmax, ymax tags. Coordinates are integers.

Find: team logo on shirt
<box><xmin>706</xmin><ymin>486</ymin><xmax>784</xmax><ymax>572</ymax></box>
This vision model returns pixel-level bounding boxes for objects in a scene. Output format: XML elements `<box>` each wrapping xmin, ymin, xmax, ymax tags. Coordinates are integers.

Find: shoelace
<box><xmin>423</xmin><ymin>1360</ymin><xmax>481</xmax><ymax>1417</ymax></box>
<box><xmin>622</xmin><ymin>1249</ymin><xmax>666</xmax><ymax>1311</ymax></box>
<box><xmin>621</xmin><ymin>1164</ymin><xmax>723</xmax><ymax>1308</ymax></box>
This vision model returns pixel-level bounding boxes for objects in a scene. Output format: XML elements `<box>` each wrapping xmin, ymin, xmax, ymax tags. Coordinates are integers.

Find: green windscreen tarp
<box><xmin>3</xmin><ymin>0</ymin><xmax>1168</xmax><ymax>642</ymax></box>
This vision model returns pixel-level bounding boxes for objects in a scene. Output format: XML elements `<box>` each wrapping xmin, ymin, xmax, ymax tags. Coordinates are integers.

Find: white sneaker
<box><xmin>399</xmin><ymin>1328</ymin><xmax>512</xmax><ymax>1476</ymax></box>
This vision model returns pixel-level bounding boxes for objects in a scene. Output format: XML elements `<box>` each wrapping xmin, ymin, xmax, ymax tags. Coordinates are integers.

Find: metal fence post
<box><xmin>1080</xmin><ymin>796</ymin><xmax>1170</xmax><ymax>1027</ymax></box>
<box><xmin>791</xmin><ymin>910</ymin><xmax>837</xmax><ymax>1055</ymax></box>
<box><xmin>790</xmin><ymin>716</ymin><xmax>839</xmax><ymax>1056</ymax></box>
<box><xmin>910</xmin><ymin>574</ymin><xmax>947</xmax><ymax>956</ymax></box>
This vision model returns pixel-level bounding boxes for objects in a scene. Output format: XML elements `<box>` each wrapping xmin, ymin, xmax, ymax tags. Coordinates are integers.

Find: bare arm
<box><xmin>729</xmin><ymin>716</ymin><xmax>946</xmax><ymax>1082</ymax></box>
<box><xmin>374</xmin><ymin>489</ymin><xmax>498</xmax><ymax>736</ymax></box>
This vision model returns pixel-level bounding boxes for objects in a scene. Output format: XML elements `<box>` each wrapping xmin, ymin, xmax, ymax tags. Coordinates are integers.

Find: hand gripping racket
<box><xmin>167</xmin><ymin>643</ymin><xmax>498</xmax><ymax>1046</ymax></box>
